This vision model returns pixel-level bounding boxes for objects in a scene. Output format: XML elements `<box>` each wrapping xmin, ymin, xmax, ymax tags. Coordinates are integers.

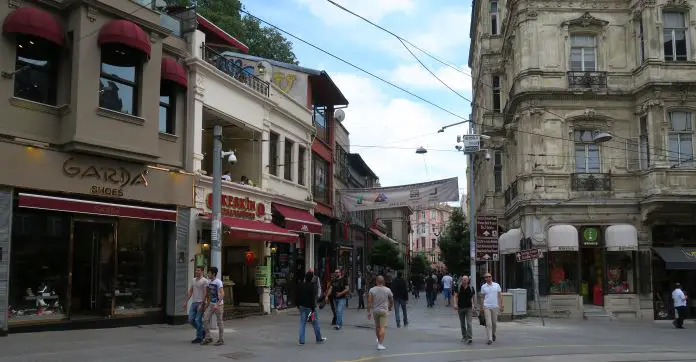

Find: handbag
<box><xmin>305</xmin><ymin>310</ymin><xmax>316</xmax><ymax>323</ymax></box>
<box><xmin>478</xmin><ymin>312</ymin><xmax>486</xmax><ymax>326</ymax></box>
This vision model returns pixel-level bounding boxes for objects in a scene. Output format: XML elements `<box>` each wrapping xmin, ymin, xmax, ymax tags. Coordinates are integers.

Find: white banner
<box><xmin>339</xmin><ymin>177</ymin><xmax>459</xmax><ymax>212</ymax></box>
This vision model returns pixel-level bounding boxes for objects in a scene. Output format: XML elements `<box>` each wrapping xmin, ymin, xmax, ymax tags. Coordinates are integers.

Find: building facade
<box><xmin>468</xmin><ymin>0</ymin><xmax>696</xmax><ymax>320</ymax></box>
<box><xmin>375</xmin><ymin>207</ymin><xmax>413</xmax><ymax>278</ymax></box>
<box><xmin>0</xmin><ymin>0</ymin><xmax>196</xmax><ymax>334</ymax></box>
<box><xmin>409</xmin><ymin>205</ymin><xmax>454</xmax><ymax>270</ymax></box>
<box><xmin>346</xmin><ymin>153</ymin><xmax>379</xmax><ymax>283</ymax></box>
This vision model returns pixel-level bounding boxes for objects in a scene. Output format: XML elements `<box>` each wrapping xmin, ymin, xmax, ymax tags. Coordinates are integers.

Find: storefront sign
<box><xmin>62</xmin><ymin>157</ymin><xmax>148</xmax><ymax>198</ymax></box>
<box><xmin>580</xmin><ymin>226</ymin><xmax>602</xmax><ymax>247</ymax></box>
<box><xmin>206</xmin><ymin>193</ymin><xmax>266</xmax><ymax>219</ymax></box>
<box><xmin>255</xmin><ymin>264</ymin><xmax>271</xmax><ymax>287</ymax></box>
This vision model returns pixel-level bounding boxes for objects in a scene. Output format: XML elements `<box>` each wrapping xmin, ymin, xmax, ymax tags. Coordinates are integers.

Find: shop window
<box><xmin>114</xmin><ymin>219</ymin><xmax>166</xmax><ymax>314</ymax></box>
<box><xmin>313</xmin><ymin>106</ymin><xmax>328</xmax><ymax>143</ymax></box>
<box><xmin>663</xmin><ymin>12</ymin><xmax>688</xmax><ymax>62</ymax></box>
<box><xmin>570</xmin><ymin>34</ymin><xmax>597</xmax><ymax>71</ymax></box>
<box><xmin>606</xmin><ymin>251</ymin><xmax>635</xmax><ymax>294</ymax></box>
<box><xmin>99</xmin><ymin>45</ymin><xmax>143</xmax><ymax>115</ymax></box>
<box><xmin>13</xmin><ymin>35</ymin><xmax>59</xmax><ymax>105</ymax></box>
<box><xmin>298</xmin><ymin>146</ymin><xmax>306</xmax><ymax>185</ymax></box>
<box><xmin>668</xmin><ymin>111</ymin><xmax>693</xmax><ymax>166</ymax></box>
<box><xmin>271</xmin><ymin>243</ymin><xmax>296</xmax><ymax>309</ymax></box>
<box><xmin>158</xmin><ymin>88</ymin><xmax>175</xmax><ymax>134</ymax></box>
<box><xmin>269</xmin><ymin>132</ymin><xmax>279</xmax><ymax>176</ymax></box>
<box><xmin>548</xmin><ymin>251</ymin><xmax>578</xmax><ymax>294</ymax></box>
<box><xmin>284</xmin><ymin>138</ymin><xmax>294</xmax><ymax>181</ymax></box>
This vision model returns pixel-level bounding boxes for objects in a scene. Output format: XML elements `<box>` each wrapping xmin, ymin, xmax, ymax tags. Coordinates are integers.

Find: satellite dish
<box><xmin>334</xmin><ymin>109</ymin><xmax>346</xmax><ymax>122</ymax></box>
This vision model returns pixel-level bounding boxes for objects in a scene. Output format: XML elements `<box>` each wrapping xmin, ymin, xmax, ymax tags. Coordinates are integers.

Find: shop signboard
<box><xmin>476</xmin><ymin>215</ymin><xmax>499</xmax><ymax>261</ymax></box>
<box><xmin>515</xmin><ymin>248</ymin><xmax>544</xmax><ymax>262</ymax></box>
<box><xmin>206</xmin><ymin>193</ymin><xmax>266</xmax><ymax>220</ymax></box>
<box><xmin>255</xmin><ymin>264</ymin><xmax>271</xmax><ymax>287</ymax></box>
<box><xmin>580</xmin><ymin>226</ymin><xmax>602</xmax><ymax>247</ymax></box>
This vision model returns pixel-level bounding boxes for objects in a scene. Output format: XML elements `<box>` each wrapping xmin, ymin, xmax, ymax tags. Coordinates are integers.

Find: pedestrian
<box><xmin>442</xmin><ymin>272</ymin><xmax>453</xmax><ymax>306</ymax></box>
<box><xmin>367</xmin><ymin>275</ymin><xmax>394</xmax><ymax>350</ymax></box>
<box><xmin>453</xmin><ymin>275</ymin><xmax>476</xmax><ymax>344</ymax></box>
<box><xmin>326</xmin><ymin>269</ymin><xmax>349</xmax><ymax>330</ymax></box>
<box><xmin>356</xmin><ymin>271</ymin><xmax>366</xmax><ymax>309</ymax></box>
<box><xmin>327</xmin><ymin>278</ymin><xmax>336</xmax><ymax>325</ymax></box>
<box><xmin>479</xmin><ymin>272</ymin><xmax>503</xmax><ymax>345</ymax></box>
<box><xmin>296</xmin><ymin>271</ymin><xmax>327</xmax><ymax>345</ymax></box>
<box><xmin>391</xmin><ymin>271</ymin><xmax>409</xmax><ymax>328</ymax></box>
<box><xmin>201</xmin><ymin>266</ymin><xmax>224</xmax><ymax>346</ymax></box>
<box><xmin>672</xmin><ymin>282</ymin><xmax>688</xmax><ymax>329</ymax></box>
<box><xmin>425</xmin><ymin>273</ymin><xmax>436</xmax><ymax>308</ymax></box>
<box><xmin>183</xmin><ymin>266</ymin><xmax>208</xmax><ymax>344</ymax></box>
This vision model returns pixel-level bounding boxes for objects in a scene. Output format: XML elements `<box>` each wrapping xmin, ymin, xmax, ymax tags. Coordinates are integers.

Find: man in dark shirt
<box><xmin>453</xmin><ymin>275</ymin><xmax>476</xmax><ymax>343</ymax></box>
<box><xmin>425</xmin><ymin>275</ymin><xmax>436</xmax><ymax>308</ymax></box>
<box><xmin>326</xmin><ymin>269</ymin><xmax>349</xmax><ymax>330</ymax></box>
<box><xmin>391</xmin><ymin>272</ymin><xmax>409</xmax><ymax>327</ymax></box>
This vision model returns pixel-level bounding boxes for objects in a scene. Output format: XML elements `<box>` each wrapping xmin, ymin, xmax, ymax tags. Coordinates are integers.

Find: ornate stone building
<box><xmin>469</xmin><ymin>0</ymin><xmax>696</xmax><ymax>320</ymax></box>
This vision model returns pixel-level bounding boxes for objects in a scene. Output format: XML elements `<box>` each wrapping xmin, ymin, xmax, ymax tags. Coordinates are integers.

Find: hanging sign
<box><xmin>339</xmin><ymin>177</ymin><xmax>459</xmax><ymax>212</ymax></box>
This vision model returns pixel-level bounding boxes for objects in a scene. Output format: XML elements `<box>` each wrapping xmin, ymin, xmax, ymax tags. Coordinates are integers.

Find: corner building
<box><xmin>469</xmin><ymin>0</ymin><xmax>696</xmax><ymax>320</ymax></box>
<box><xmin>0</xmin><ymin>0</ymin><xmax>196</xmax><ymax>334</ymax></box>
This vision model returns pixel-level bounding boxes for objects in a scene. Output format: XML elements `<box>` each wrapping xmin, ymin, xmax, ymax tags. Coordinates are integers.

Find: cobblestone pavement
<box><xmin>1</xmin><ymin>296</ymin><xmax>695</xmax><ymax>362</ymax></box>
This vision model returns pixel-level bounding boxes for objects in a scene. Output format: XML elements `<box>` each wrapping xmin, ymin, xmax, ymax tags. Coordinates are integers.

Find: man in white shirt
<box><xmin>672</xmin><ymin>282</ymin><xmax>688</xmax><ymax>329</ymax></box>
<box><xmin>479</xmin><ymin>272</ymin><xmax>503</xmax><ymax>345</ymax></box>
<box><xmin>442</xmin><ymin>273</ymin><xmax>453</xmax><ymax>306</ymax></box>
<box><xmin>183</xmin><ymin>266</ymin><xmax>208</xmax><ymax>343</ymax></box>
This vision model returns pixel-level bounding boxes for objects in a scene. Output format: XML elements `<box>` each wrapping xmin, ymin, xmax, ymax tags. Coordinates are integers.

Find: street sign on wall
<box><xmin>475</xmin><ymin>215</ymin><xmax>499</xmax><ymax>261</ymax></box>
<box><xmin>462</xmin><ymin>135</ymin><xmax>481</xmax><ymax>153</ymax></box>
<box><xmin>515</xmin><ymin>248</ymin><xmax>544</xmax><ymax>262</ymax></box>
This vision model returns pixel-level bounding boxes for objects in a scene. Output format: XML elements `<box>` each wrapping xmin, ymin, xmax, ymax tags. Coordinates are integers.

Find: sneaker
<box><xmin>200</xmin><ymin>338</ymin><xmax>213</xmax><ymax>345</ymax></box>
<box><xmin>467</xmin><ymin>339</ymin><xmax>473</xmax><ymax>344</ymax></box>
<box><xmin>191</xmin><ymin>338</ymin><xmax>202</xmax><ymax>344</ymax></box>
<box><xmin>377</xmin><ymin>344</ymin><xmax>386</xmax><ymax>350</ymax></box>
<box><xmin>487</xmin><ymin>340</ymin><xmax>493</xmax><ymax>345</ymax></box>
<box><xmin>334</xmin><ymin>325</ymin><xmax>341</xmax><ymax>330</ymax></box>
<box><xmin>213</xmin><ymin>340</ymin><xmax>224</xmax><ymax>346</ymax></box>
<box><xmin>317</xmin><ymin>337</ymin><xmax>327</xmax><ymax>344</ymax></box>
<box><xmin>460</xmin><ymin>338</ymin><xmax>467</xmax><ymax>342</ymax></box>
<box><xmin>396</xmin><ymin>323</ymin><xmax>401</xmax><ymax>328</ymax></box>
<box><xmin>493</xmin><ymin>334</ymin><xmax>496</xmax><ymax>342</ymax></box>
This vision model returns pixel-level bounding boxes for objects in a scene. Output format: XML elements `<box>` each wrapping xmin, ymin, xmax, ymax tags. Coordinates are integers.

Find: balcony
<box><xmin>567</xmin><ymin>71</ymin><xmax>607</xmax><ymax>91</ymax></box>
<box><xmin>571</xmin><ymin>173</ymin><xmax>611</xmax><ymax>191</ymax></box>
<box><xmin>201</xmin><ymin>45</ymin><xmax>270</xmax><ymax>96</ymax></box>
<box><xmin>504</xmin><ymin>179</ymin><xmax>519</xmax><ymax>206</ymax></box>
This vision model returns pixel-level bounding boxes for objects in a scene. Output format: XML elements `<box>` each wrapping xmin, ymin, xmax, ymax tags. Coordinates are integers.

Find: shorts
<box><xmin>374</xmin><ymin>311</ymin><xmax>387</xmax><ymax>326</ymax></box>
<box><xmin>444</xmin><ymin>288</ymin><xmax>452</xmax><ymax>299</ymax></box>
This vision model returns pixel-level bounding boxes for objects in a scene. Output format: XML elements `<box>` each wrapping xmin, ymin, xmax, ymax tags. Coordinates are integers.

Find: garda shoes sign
<box><xmin>62</xmin><ymin>157</ymin><xmax>148</xmax><ymax>198</ymax></box>
<box><xmin>206</xmin><ymin>193</ymin><xmax>266</xmax><ymax>220</ymax></box>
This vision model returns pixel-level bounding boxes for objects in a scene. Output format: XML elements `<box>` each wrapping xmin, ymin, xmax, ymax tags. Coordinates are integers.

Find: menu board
<box><xmin>255</xmin><ymin>264</ymin><xmax>271</xmax><ymax>287</ymax></box>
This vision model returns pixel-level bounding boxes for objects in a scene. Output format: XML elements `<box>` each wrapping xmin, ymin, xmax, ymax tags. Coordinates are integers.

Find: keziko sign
<box><xmin>339</xmin><ymin>177</ymin><xmax>459</xmax><ymax>212</ymax></box>
<box><xmin>206</xmin><ymin>193</ymin><xmax>266</xmax><ymax>219</ymax></box>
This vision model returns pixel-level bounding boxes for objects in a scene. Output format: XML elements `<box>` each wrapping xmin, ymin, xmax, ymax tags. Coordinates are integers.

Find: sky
<box><xmin>243</xmin><ymin>0</ymin><xmax>473</xmax><ymax>200</ymax></box>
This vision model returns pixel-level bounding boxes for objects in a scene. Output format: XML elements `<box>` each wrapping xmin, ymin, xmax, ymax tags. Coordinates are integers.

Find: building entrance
<box><xmin>581</xmin><ymin>247</ymin><xmax>604</xmax><ymax>306</ymax></box>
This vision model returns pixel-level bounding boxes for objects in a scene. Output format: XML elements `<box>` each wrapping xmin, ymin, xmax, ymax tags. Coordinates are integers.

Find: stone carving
<box><xmin>666</xmin><ymin>0</ymin><xmax>690</xmax><ymax>7</ymax></box>
<box><xmin>583</xmin><ymin>108</ymin><xmax>597</xmax><ymax>119</ymax></box>
<box><xmin>640</xmin><ymin>0</ymin><xmax>656</xmax><ymax>8</ymax></box>
<box><xmin>527</xmin><ymin>10</ymin><xmax>538</xmax><ymax>18</ymax></box>
<box><xmin>194</xmin><ymin>75</ymin><xmax>205</xmax><ymax>97</ymax></box>
<box><xmin>561</xmin><ymin>12</ymin><xmax>609</xmax><ymax>28</ymax></box>
<box><xmin>86</xmin><ymin>5</ymin><xmax>98</xmax><ymax>23</ymax></box>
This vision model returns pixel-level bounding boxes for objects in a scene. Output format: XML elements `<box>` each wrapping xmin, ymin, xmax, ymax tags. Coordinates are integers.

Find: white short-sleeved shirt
<box><xmin>673</xmin><ymin>288</ymin><xmax>687</xmax><ymax>307</ymax></box>
<box><xmin>191</xmin><ymin>277</ymin><xmax>209</xmax><ymax>303</ymax></box>
<box><xmin>480</xmin><ymin>282</ymin><xmax>502</xmax><ymax>309</ymax></box>
<box><xmin>442</xmin><ymin>275</ymin><xmax>453</xmax><ymax>289</ymax></box>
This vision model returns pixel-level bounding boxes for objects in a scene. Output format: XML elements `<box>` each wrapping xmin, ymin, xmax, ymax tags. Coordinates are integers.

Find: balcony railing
<box><xmin>567</xmin><ymin>71</ymin><xmax>607</xmax><ymax>90</ymax></box>
<box><xmin>201</xmin><ymin>44</ymin><xmax>270</xmax><ymax>97</ymax></box>
<box><xmin>571</xmin><ymin>173</ymin><xmax>611</xmax><ymax>191</ymax></box>
<box><xmin>504</xmin><ymin>179</ymin><xmax>519</xmax><ymax>206</ymax></box>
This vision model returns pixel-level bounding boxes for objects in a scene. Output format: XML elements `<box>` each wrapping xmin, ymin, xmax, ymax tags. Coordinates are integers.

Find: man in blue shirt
<box><xmin>202</xmin><ymin>266</ymin><xmax>225</xmax><ymax>346</ymax></box>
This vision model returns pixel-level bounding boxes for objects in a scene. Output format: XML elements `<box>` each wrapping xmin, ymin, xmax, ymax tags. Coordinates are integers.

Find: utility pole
<box><xmin>211</xmin><ymin>125</ymin><xmax>223</xmax><ymax>275</ymax></box>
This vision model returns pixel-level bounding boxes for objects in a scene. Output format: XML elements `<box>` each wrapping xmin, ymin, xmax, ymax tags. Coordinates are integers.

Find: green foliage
<box><xmin>370</xmin><ymin>240</ymin><xmax>405</xmax><ymax>270</ymax></box>
<box><xmin>195</xmin><ymin>0</ymin><xmax>298</xmax><ymax>64</ymax></box>
<box><xmin>409</xmin><ymin>253</ymin><xmax>429</xmax><ymax>276</ymax></box>
<box><xmin>437</xmin><ymin>208</ymin><xmax>470</xmax><ymax>276</ymax></box>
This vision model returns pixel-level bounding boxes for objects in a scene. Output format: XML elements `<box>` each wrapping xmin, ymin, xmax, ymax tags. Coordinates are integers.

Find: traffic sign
<box><xmin>515</xmin><ymin>248</ymin><xmax>544</xmax><ymax>262</ymax></box>
<box><xmin>462</xmin><ymin>135</ymin><xmax>481</xmax><ymax>153</ymax></box>
<box><xmin>475</xmin><ymin>215</ymin><xmax>499</xmax><ymax>262</ymax></box>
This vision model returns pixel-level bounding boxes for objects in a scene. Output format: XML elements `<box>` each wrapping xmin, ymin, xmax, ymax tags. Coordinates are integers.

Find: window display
<box><xmin>113</xmin><ymin>219</ymin><xmax>166</xmax><ymax>314</ymax></box>
<box><xmin>548</xmin><ymin>251</ymin><xmax>578</xmax><ymax>294</ymax></box>
<box><xmin>9</xmin><ymin>211</ymin><xmax>69</xmax><ymax>323</ymax></box>
<box><xmin>271</xmin><ymin>243</ymin><xmax>296</xmax><ymax>309</ymax></box>
<box><xmin>606</xmin><ymin>251</ymin><xmax>634</xmax><ymax>294</ymax></box>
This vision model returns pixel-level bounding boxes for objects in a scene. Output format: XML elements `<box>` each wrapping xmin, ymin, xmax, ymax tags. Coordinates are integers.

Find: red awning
<box><xmin>221</xmin><ymin>216</ymin><xmax>298</xmax><ymax>244</ymax></box>
<box><xmin>2</xmin><ymin>6</ymin><xmax>64</xmax><ymax>46</ymax></box>
<box><xmin>18</xmin><ymin>193</ymin><xmax>176</xmax><ymax>222</ymax></box>
<box><xmin>161</xmin><ymin>56</ymin><xmax>188</xmax><ymax>88</ymax></box>
<box><xmin>196</xmin><ymin>14</ymin><xmax>248</xmax><ymax>53</ymax></box>
<box><xmin>272</xmin><ymin>203</ymin><xmax>322</xmax><ymax>234</ymax></box>
<box><xmin>98</xmin><ymin>19</ymin><xmax>151</xmax><ymax>58</ymax></box>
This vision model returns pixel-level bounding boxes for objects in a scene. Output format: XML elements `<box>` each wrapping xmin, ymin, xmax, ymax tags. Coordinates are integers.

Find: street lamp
<box><xmin>415</xmin><ymin>146</ymin><xmax>428</xmax><ymax>154</ymax></box>
<box><xmin>211</xmin><ymin>125</ymin><xmax>238</xmax><ymax>276</ymax></box>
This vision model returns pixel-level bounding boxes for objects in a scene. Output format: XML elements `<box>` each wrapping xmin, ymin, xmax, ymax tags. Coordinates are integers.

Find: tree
<box><xmin>438</xmin><ymin>208</ymin><xmax>470</xmax><ymax>276</ymax></box>
<box><xmin>195</xmin><ymin>0</ymin><xmax>298</xmax><ymax>64</ymax></box>
<box><xmin>370</xmin><ymin>240</ymin><xmax>405</xmax><ymax>271</ymax></box>
<box><xmin>409</xmin><ymin>253</ymin><xmax>429</xmax><ymax>276</ymax></box>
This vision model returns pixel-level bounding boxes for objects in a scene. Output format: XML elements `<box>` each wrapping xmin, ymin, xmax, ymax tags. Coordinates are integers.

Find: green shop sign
<box><xmin>581</xmin><ymin>226</ymin><xmax>601</xmax><ymax>247</ymax></box>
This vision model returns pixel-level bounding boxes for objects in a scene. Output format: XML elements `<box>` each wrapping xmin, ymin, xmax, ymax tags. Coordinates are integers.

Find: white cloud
<box><xmin>389</xmin><ymin>64</ymin><xmax>473</xmax><ymax>92</ymax></box>
<box><xmin>332</xmin><ymin>72</ymin><xmax>467</xmax><ymax>197</ymax></box>
<box><xmin>295</xmin><ymin>0</ymin><xmax>416</xmax><ymax>25</ymax></box>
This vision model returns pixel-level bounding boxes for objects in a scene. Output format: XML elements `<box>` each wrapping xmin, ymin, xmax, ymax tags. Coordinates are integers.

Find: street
<box><xmin>1</xmin><ymin>296</ymin><xmax>695</xmax><ymax>362</ymax></box>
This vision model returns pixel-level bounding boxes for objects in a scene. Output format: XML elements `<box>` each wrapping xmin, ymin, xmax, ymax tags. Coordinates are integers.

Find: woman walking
<box><xmin>296</xmin><ymin>271</ymin><xmax>327</xmax><ymax>345</ymax></box>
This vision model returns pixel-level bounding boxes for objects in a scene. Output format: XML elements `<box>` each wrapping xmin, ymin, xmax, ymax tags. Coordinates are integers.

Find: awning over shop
<box><xmin>271</xmin><ymin>203</ymin><xmax>322</xmax><ymax>234</ymax></box>
<box><xmin>18</xmin><ymin>193</ymin><xmax>176</xmax><ymax>222</ymax></box>
<box><xmin>548</xmin><ymin>224</ymin><xmax>579</xmax><ymax>251</ymax></box>
<box><xmin>605</xmin><ymin>224</ymin><xmax>638</xmax><ymax>251</ymax></box>
<box><xmin>500</xmin><ymin>228</ymin><xmax>522</xmax><ymax>254</ymax></box>
<box><xmin>221</xmin><ymin>216</ymin><xmax>298</xmax><ymax>244</ymax></box>
<box><xmin>2</xmin><ymin>6</ymin><xmax>65</xmax><ymax>46</ymax></box>
<box><xmin>653</xmin><ymin>247</ymin><xmax>696</xmax><ymax>270</ymax></box>
<box><xmin>369</xmin><ymin>227</ymin><xmax>398</xmax><ymax>245</ymax></box>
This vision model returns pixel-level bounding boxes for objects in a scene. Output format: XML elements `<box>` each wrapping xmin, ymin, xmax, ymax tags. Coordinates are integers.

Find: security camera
<box><xmin>222</xmin><ymin>150</ymin><xmax>237</xmax><ymax>165</ymax></box>
<box><xmin>484</xmin><ymin>150</ymin><xmax>491</xmax><ymax>160</ymax></box>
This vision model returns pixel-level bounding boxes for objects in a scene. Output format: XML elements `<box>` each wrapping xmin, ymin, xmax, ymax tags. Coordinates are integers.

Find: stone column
<box><xmin>261</xmin><ymin>129</ymin><xmax>271</xmax><ymax>186</ymax></box>
<box><xmin>189</xmin><ymin>76</ymin><xmax>205</xmax><ymax>172</ymax></box>
<box><xmin>292</xmin><ymin>141</ymin><xmax>299</xmax><ymax>183</ymax></box>
<box><xmin>278</xmin><ymin>135</ymin><xmax>286</xmax><ymax>179</ymax></box>
<box><xmin>642</xmin><ymin>3</ymin><xmax>659</xmax><ymax>61</ymax></box>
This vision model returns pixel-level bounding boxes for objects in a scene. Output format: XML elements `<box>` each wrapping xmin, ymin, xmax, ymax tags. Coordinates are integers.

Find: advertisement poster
<box><xmin>339</xmin><ymin>177</ymin><xmax>459</xmax><ymax>212</ymax></box>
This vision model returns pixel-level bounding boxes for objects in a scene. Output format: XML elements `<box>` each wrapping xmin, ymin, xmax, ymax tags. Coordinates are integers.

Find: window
<box><xmin>668</xmin><ymin>111</ymin><xmax>693</xmax><ymax>166</ymax></box>
<box><xmin>284</xmin><ymin>138</ymin><xmax>294</xmax><ymax>181</ymax></box>
<box><xmin>639</xmin><ymin>116</ymin><xmax>650</xmax><ymax>170</ymax></box>
<box><xmin>100</xmin><ymin>45</ymin><xmax>143</xmax><ymax>115</ymax></box>
<box><xmin>312</xmin><ymin>154</ymin><xmax>329</xmax><ymax>204</ymax></box>
<box><xmin>570</xmin><ymin>35</ymin><xmax>597</xmax><ymax>71</ymax></box>
<box><xmin>574</xmin><ymin>130</ymin><xmax>600</xmax><ymax>172</ymax></box>
<box><xmin>269</xmin><ymin>132</ymin><xmax>279</xmax><ymax>176</ymax></box>
<box><xmin>313</xmin><ymin>106</ymin><xmax>328</xmax><ymax>143</ymax></box>
<box><xmin>606</xmin><ymin>251</ymin><xmax>635</xmax><ymax>294</ymax></box>
<box><xmin>298</xmin><ymin>146</ymin><xmax>306</xmax><ymax>185</ymax></box>
<box><xmin>384</xmin><ymin>220</ymin><xmax>393</xmax><ymax>237</ymax></box>
<box><xmin>13</xmin><ymin>35</ymin><xmax>58</xmax><ymax>105</ymax></box>
<box><xmin>494</xmin><ymin>150</ymin><xmax>503</xmax><ymax>192</ymax></box>
<box><xmin>492</xmin><ymin>75</ymin><xmax>501</xmax><ymax>112</ymax></box>
<box><xmin>548</xmin><ymin>251</ymin><xmax>578</xmax><ymax>295</ymax></box>
<box><xmin>431</xmin><ymin>238</ymin><xmax>436</xmax><ymax>249</ymax></box>
<box><xmin>490</xmin><ymin>1</ymin><xmax>499</xmax><ymax>35</ymax></box>
<box><xmin>663</xmin><ymin>12</ymin><xmax>688</xmax><ymax>61</ymax></box>
<box><xmin>336</xmin><ymin>146</ymin><xmax>349</xmax><ymax>181</ymax></box>
<box><xmin>638</xmin><ymin>19</ymin><xmax>645</xmax><ymax>64</ymax></box>
<box><xmin>420</xmin><ymin>237</ymin><xmax>425</xmax><ymax>249</ymax></box>
<box><xmin>421</xmin><ymin>211</ymin><xmax>426</xmax><ymax>220</ymax></box>
<box><xmin>158</xmin><ymin>90</ymin><xmax>175</xmax><ymax>134</ymax></box>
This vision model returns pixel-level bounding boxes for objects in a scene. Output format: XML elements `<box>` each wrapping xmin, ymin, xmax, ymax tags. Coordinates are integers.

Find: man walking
<box><xmin>391</xmin><ymin>271</ymin><xmax>409</xmax><ymax>328</ymax></box>
<box><xmin>368</xmin><ymin>275</ymin><xmax>394</xmax><ymax>350</ymax></box>
<box><xmin>425</xmin><ymin>273</ymin><xmax>436</xmax><ymax>308</ymax></box>
<box><xmin>442</xmin><ymin>272</ymin><xmax>453</xmax><ymax>306</ymax></box>
<box><xmin>183</xmin><ymin>266</ymin><xmax>208</xmax><ymax>343</ymax></box>
<box><xmin>479</xmin><ymin>272</ymin><xmax>503</xmax><ymax>345</ymax></box>
<box><xmin>673</xmin><ymin>282</ymin><xmax>688</xmax><ymax>329</ymax></box>
<box><xmin>201</xmin><ymin>266</ymin><xmax>224</xmax><ymax>346</ymax></box>
<box><xmin>326</xmin><ymin>269</ymin><xmax>349</xmax><ymax>330</ymax></box>
<box><xmin>453</xmin><ymin>275</ymin><xmax>476</xmax><ymax>344</ymax></box>
<box><xmin>356</xmin><ymin>272</ymin><xmax>366</xmax><ymax>309</ymax></box>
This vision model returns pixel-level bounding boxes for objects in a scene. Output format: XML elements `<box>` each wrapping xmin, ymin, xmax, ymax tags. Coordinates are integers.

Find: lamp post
<box><xmin>211</xmin><ymin>125</ymin><xmax>237</xmax><ymax>276</ymax></box>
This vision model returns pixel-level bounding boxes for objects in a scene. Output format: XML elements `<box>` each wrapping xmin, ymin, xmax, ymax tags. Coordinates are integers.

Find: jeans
<box><xmin>394</xmin><ymin>299</ymin><xmax>408</xmax><ymax>325</ymax></box>
<box><xmin>334</xmin><ymin>298</ymin><xmax>346</xmax><ymax>327</ymax></box>
<box><xmin>457</xmin><ymin>308</ymin><xmax>473</xmax><ymax>340</ymax></box>
<box><xmin>426</xmin><ymin>290</ymin><xmax>435</xmax><ymax>307</ymax></box>
<box><xmin>358</xmin><ymin>289</ymin><xmax>365</xmax><ymax>309</ymax></box>
<box><xmin>298</xmin><ymin>307</ymin><xmax>323</xmax><ymax>343</ymax></box>
<box><xmin>188</xmin><ymin>302</ymin><xmax>204</xmax><ymax>340</ymax></box>
<box><xmin>675</xmin><ymin>305</ymin><xmax>687</xmax><ymax>328</ymax></box>
<box><xmin>484</xmin><ymin>307</ymin><xmax>499</xmax><ymax>342</ymax></box>
<box><xmin>444</xmin><ymin>288</ymin><xmax>452</xmax><ymax>304</ymax></box>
